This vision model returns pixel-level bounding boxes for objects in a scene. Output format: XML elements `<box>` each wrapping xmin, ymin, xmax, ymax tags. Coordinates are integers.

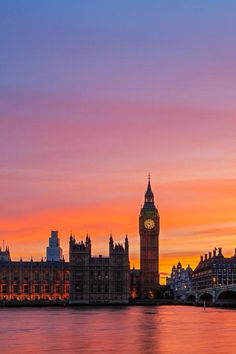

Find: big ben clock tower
<box><xmin>139</xmin><ymin>176</ymin><xmax>160</xmax><ymax>297</ymax></box>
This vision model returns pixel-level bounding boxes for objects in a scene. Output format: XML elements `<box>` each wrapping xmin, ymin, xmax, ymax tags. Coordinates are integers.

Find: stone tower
<box><xmin>69</xmin><ymin>235</ymin><xmax>91</xmax><ymax>303</ymax></box>
<box><xmin>139</xmin><ymin>176</ymin><xmax>160</xmax><ymax>297</ymax></box>
<box><xmin>109</xmin><ymin>235</ymin><xmax>130</xmax><ymax>302</ymax></box>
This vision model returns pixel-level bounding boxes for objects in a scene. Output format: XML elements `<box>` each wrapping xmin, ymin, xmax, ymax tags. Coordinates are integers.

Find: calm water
<box><xmin>0</xmin><ymin>305</ymin><xmax>235</xmax><ymax>353</ymax></box>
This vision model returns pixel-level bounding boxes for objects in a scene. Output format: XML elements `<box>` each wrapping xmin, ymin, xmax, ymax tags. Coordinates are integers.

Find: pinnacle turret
<box><xmin>144</xmin><ymin>174</ymin><xmax>154</xmax><ymax>204</ymax></box>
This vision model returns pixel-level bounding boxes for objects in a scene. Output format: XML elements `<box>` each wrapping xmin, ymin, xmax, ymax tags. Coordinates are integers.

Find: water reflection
<box><xmin>0</xmin><ymin>306</ymin><xmax>235</xmax><ymax>353</ymax></box>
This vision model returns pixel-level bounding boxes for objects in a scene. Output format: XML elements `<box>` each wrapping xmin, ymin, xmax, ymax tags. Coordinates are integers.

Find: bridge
<box><xmin>185</xmin><ymin>285</ymin><xmax>236</xmax><ymax>306</ymax></box>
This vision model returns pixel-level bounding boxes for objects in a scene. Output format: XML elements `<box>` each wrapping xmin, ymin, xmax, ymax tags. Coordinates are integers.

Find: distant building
<box><xmin>192</xmin><ymin>248</ymin><xmax>236</xmax><ymax>291</ymax></box>
<box><xmin>69</xmin><ymin>235</ymin><xmax>130</xmax><ymax>304</ymax></box>
<box><xmin>166</xmin><ymin>262</ymin><xmax>193</xmax><ymax>300</ymax></box>
<box><xmin>0</xmin><ymin>245</ymin><xmax>69</xmax><ymax>301</ymax></box>
<box><xmin>46</xmin><ymin>230</ymin><xmax>63</xmax><ymax>261</ymax></box>
<box><xmin>0</xmin><ymin>246</ymin><xmax>11</xmax><ymax>262</ymax></box>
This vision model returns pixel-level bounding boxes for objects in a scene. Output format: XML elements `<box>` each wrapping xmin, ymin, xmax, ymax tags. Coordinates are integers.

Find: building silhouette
<box><xmin>166</xmin><ymin>262</ymin><xmax>192</xmax><ymax>300</ymax></box>
<box><xmin>0</xmin><ymin>178</ymin><xmax>160</xmax><ymax>303</ymax></box>
<box><xmin>0</xmin><ymin>240</ymin><xmax>69</xmax><ymax>301</ymax></box>
<box><xmin>192</xmin><ymin>248</ymin><xmax>236</xmax><ymax>290</ymax></box>
<box><xmin>139</xmin><ymin>176</ymin><xmax>160</xmax><ymax>297</ymax></box>
<box><xmin>69</xmin><ymin>235</ymin><xmax>130</xmax><ymax>304</ymax></box>
<box><xmin>130</xmin><ymin>177</ymin><xmax>160</xmax><ymax>298</ymax></box>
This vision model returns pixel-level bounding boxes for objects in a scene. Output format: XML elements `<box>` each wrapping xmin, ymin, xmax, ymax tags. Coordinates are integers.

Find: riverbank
<box><xmin>1</xmin><ymin>299</ymin><xmax>236</xmax><ymax>308</ymax></box>
<box><xmin>0</xmin><ymin>298</ymin><xmax>175</xmax><ymax>307</ymax></box>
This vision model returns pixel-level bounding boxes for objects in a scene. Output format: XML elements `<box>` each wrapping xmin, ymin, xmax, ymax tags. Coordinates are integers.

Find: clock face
<box><xmin>144</xmin><ymin>219</ymin><xmax>155</xmax><ymax>230</ymax></box>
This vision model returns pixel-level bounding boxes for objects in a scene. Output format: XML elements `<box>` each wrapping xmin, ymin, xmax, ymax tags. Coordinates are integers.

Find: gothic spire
<box><xmin>145</xmin><ymin>174</ymin><xmax>154</xmax><ymax>203</ymax></box>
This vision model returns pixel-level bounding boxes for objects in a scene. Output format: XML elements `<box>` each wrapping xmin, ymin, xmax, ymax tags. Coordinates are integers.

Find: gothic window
<box><xmin>76</xmin><ymin>281</ymin><xmax>82</xmax><ymax>292</ymax></box>
<box><xmin>13</xmin><ymin>285</ymin><xmax>19</xmax><ymax>293</ymax></box>
<box><xmin>76</xmin><ymin>272</ymin><xmax>82</xmax><ymax>280</ymax></box>
<box><xmin>45</xmin><ymin>285</ymin><xmax>50</xmax><ymax>294</ymax></box>
<box><xmin>2</xmin><ymin>285</ymin><xmax>7</xmax><ymax>294</ymax></box>
<box><xmin>24</xmin><ymin>285</ymin><xmax>29</xmax><ymax>294</ymax></box>
<box><xmin>45</xmin><ymin>272</ymin><xmax>49</xmax><ymax>281</ymax></box>
<box><xmin>2</xmin><ymin>272</ymin><xmax>7</xmax><ymax>281</ymax></box>
<box><xmin>56</xmin><ymin>272</ymin><xmax>60</xmax><ymax>281</ymax></box>
<box><xmin>23</xmin><ymin>272</ymin><xmax>29</xmax><ymax>281</ymax></box>
<box><xmin>34</xmin><ymin>285</ymin><xmax>39</xmax><ymax>293</ymax></box>
<box><xmin>34</xmin><ymin>272</ymin><xmax>39</xmax><ymax>281</ymax></box>
<box><xmin>56</xmin><ymin>285</ymin><xmax>60</xmax><ymax>293</ymax></box>
<box><xmin>116</xmin><ymin>283</ymin><xmax>122</xmax><ymax>293</ymax></box>
<box><xmin>117</xmin><ymin>258</ymin><xmax>123</xmax><ymax>265</ymax></box>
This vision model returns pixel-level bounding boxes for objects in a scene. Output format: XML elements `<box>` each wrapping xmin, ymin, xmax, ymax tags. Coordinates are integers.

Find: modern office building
<box><xmin>46</xmin><ymin>230</ymin><xmax>63</xmax><ymax>261</ymax></box>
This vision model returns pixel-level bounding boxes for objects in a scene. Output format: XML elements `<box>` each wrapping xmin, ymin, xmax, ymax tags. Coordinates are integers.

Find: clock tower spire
<box><xmin>145</xmin><ymin>173</ymin><xmax>154</xmax><ymax>204</ymax></box>
<box><xmin>139</xmin><ymin>176</ymin><xmax>160</xmax><ymax>297</ymax></box>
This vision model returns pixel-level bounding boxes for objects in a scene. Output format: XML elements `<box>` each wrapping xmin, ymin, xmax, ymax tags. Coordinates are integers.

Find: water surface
<box><xmin>0</xmin><ymin>306</ymin><xmax>235</xmax><ymax>353</ymax></box>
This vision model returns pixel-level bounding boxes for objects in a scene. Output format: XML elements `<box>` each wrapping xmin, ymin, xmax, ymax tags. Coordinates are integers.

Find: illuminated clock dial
<box><xmin>144</xmin><ymin>219</ymin><xmax>155</xmax><ymax>229</ymax></box>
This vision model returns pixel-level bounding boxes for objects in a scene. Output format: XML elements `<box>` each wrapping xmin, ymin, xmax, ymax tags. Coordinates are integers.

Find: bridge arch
<box><xmin>198</xmin><ymin>292</ymin><xmax>213</xmax><ymax>305</ymax></box>
<box><xmin>216</xmin><ymin>290</ymin><xmax>236</xmax><ymax>305</ymax></box>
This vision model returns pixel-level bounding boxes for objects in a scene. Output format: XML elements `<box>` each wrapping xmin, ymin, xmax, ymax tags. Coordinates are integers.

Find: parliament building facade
<box><xmin>0</xmin><ymin>179</ymin><xmax>160</xmax><ymax>304</ymax></box>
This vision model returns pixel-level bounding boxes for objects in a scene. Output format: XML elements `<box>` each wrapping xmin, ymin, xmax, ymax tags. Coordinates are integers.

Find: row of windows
<box><xmin>75</xmin><ymin>272</ymin><xmax>109</xmax><ymax>280</ymax></box>
<box><xmin>1</xmin><ymin>296</ymin><xmax>68</xmax><ymax>301</ymax></box>
<box><xmin>75</xmin><ymin>272</ymin><xmax>123</xmax><ymax>280</ymax></box>
<box><xmin>213</xmin><ymin>264</ymin><xmax>236</xmax><ymax>268</ymax></box>
<box><xmin>0</xmin><ymin>272</ymin><xmax>69</xmax><ymax>281</ymax></box>
<box><xmin>90</xmin><ymin>271</ymin><xmax>109</xmax><ymax>278</ymax></box>
<box><xmin>1</xmin><ymin>285</ymin><xmax>69</xmax><ymax>294</ymax></box>
<box><xmin>90</xmin><ymin>259</ymin><xmax>110</xmax><ymax>265</ymax></box>
<box><xmin>91</xmin><ymin>285</ymin><xmax>109</xmax><ymax>293</ymax></box>
<box><xmin>193</xmin><ymin>276</ymin><xmax>236</xmax><ymax>283</ymax></box>
<box><xmin>193</xmin><ymin>279</ymin><xmax>236</xmax><ymax>289</ymax></box>
<box><xmin>74</xmin><ymin>282</ymin><xmax>124</xmax><ymax>294</ymax></box>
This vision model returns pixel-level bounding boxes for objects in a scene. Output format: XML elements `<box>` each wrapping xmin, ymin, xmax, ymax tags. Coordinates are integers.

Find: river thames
<box><xmin>0</xmin><ymin>305</ymin><xmax>235</xmax><ymax>353</ymax></box>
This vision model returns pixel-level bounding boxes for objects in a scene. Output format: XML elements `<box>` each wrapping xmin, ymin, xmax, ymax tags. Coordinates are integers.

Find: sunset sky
<box><xmin>1</xmin><ymin>1</ymin><xmax>236</xmax><ymax>283</ymax></box>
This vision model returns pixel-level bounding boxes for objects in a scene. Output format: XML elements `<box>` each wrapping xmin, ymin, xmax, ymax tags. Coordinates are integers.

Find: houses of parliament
<box><xmin>0</xmin><ymin>179</ymin><xmax>160</xmax><ymax>304</ymax></box>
